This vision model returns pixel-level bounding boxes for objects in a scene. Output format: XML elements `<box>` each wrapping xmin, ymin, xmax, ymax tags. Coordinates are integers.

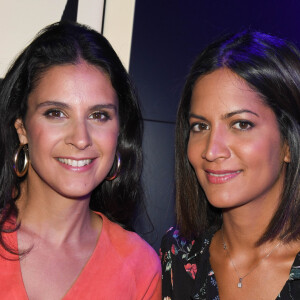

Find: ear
<box><xmin>14</xmin><ymin>119</ymin><xmax>28</xmax><ymax>145</ymax></box>
<box><xmin>283</xmin><ymin>142</ymin><xmax>290</xmax><ymax>163</ymax></box>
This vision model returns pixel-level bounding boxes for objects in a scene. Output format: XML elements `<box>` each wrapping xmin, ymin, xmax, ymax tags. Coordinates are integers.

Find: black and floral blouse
<box><xmin>160</xmin><ymin>227</ymin><xmax>300</xmax><ymax>300</ymax></box>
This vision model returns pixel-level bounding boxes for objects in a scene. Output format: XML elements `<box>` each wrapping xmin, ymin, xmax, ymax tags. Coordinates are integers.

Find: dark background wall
<box><xmin>129</xmin><ymin>0</ymin><xmax>300</xmax><ymax>252</ymax></box>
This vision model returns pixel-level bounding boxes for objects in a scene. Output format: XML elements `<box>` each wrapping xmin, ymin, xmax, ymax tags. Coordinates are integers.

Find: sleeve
<box><xmin>160</xmin><ymin>228</ymin><xmax>175</xmax><ymax>300</ymax></box>
<box><xmin>134</xmin><ymin>237</ymin><xmax>162</xmax><ymax>300</ymax></box>
<box><xmin>142</xmin><ymin>266</ymin><xmax>162</xmax><ymax>300</ymax></box>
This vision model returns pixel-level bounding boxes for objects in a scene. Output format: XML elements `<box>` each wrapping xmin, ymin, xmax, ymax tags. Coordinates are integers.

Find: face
<box><xmin>187</xmin><ymin>68</ymin><xmax>290</xmax><ymax>209</ymax></box>
<box><xmin>15</xmin><ymin>61</ymin><xmax>119</xmax><ymax>199</ymax></box>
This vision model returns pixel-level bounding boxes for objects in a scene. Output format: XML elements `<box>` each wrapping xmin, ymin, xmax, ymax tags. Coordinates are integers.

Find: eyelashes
<box><xmin>189</xmin><ymin>120</ymin><xmax>255</xmax><ymax>132</ymax></box>
<box><xmin>190</xmin><ymin>122</ymin><xmax>209</xmax><ymax>132</ymax></box>
<box><xmin>231</xmin><ymin>120</ymin><xmax>254</xmax><ymax>130</ymax></box>
<box><xmin>44</xmin><ymin>109</ymin><xmax>66</xmax><ymax>118</ymax></box>
<box><xmin>88</xmin><ymin>111</ymin><xmax>111</xmax><ymax>121</ymax></box>
<box><xmin>43</xmin><ymin>109</ymin><xmax>112</xmax><ymax>122</ymax></box>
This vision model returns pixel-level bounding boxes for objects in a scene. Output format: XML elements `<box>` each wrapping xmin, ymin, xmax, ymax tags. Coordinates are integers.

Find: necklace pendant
<box><xmin>238</xmin><ymin>278</ymin><xmax>242</xmax><ymax>288</ymax></box>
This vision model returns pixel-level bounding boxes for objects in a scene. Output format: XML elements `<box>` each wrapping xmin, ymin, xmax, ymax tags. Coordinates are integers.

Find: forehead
<box><xmin>190</xmin><ymin>68</ymin><xmax>266</xmax><ymax>114</ymax></box>
<box><xmin>28</xmin><ymin>62</ymin><xmax>118</xmax><ymax>107</ymax></box>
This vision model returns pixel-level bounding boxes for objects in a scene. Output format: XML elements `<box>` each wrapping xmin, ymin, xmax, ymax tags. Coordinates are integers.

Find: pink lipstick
<box><xmin>205</xmin><ymin>169</ymin><xmax>241</xmax><ymax>184</ymax></box>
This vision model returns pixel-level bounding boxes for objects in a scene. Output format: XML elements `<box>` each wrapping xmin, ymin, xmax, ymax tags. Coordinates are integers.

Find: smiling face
<box><xmin>187</xmin><ymin>68</ymin><xmax>290</xmax><ymax>209</ymax></box>
<box><xmin>15</xmin><ymin>61</ymin><xmax>119</xmax><ymax>200</ymax></box>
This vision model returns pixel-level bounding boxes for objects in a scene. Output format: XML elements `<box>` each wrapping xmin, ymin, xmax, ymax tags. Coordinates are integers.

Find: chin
<box><xmin>56</xmin><ymin>187</ymin><xmax>93</xmax><ymax>200</ymax></box>
<box><xmin>206</xmin><ymin>194</ymin><xmax>235</xmax><ymax>209</ymax></box>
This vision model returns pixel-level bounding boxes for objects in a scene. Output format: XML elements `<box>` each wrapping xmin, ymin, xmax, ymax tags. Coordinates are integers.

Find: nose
<box><xmin>201</xmin><ymin>127</ymin><xmax>231</xmax><ymax>161</ymax></box>
<box><xmin>65</xmin><ymin>120</ymin><xmax>92</xmax><ymax>150</ymax></box>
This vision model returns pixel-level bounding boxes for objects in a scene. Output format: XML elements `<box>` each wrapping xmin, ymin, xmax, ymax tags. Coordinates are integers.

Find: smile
<box><xmin>57</xmin><ymin>158</ymin><xmax>92</xmax><ymax>167</ymax></box>
<box><xmin>205</xmin><ymin>170</ymin><xmax>241</xmax><ymax>184</ymax></box>
<box><xmin>208</xmin><ymin>170</ymin><xmax>241</xmax><ymax>177</ymax></box>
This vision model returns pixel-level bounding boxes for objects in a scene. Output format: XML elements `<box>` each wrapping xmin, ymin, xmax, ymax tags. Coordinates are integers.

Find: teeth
<box><xmin>58</xmin><ymin>158</ymin><xmax>92</xmax><ymax>167</ymax></box>
<box><xmin>209</xmin><ymin>171</ymin><xmax>241</xmax><ymax>177</ymax></box>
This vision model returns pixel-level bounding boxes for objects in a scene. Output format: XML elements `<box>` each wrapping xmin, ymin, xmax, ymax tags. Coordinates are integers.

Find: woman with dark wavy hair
<box><xmin>0</xmin><ymin>22</ymin><xmax>161</xmax><ymax>299</ymax></box>
<box><xmin>161</xmin><ymin>31</ymin><xmax>300</xmax><ymax>299</ymax></box>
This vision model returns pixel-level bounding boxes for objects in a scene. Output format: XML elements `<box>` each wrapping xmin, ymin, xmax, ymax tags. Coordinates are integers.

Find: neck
<box><xmin>16</xmin><ymin>179</ymin><xmax>99</xmax><ymax>245</ymax></box>
<box><xmin>221</xmin><ymin>197</ymin><xmax>280</xmax><ymax>252</ymax></box>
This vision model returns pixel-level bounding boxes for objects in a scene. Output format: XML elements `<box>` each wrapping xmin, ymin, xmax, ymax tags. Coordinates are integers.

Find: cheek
<box><xmin>26</xmin><ymin>127</ymin><xmax>45</xmax><ymax>150</ymax></box>
<box><xmin>94</xmin><ymin>127</ymin><xmax>119</xmax><ymax>150</ymax></box>
<box><xmin>187</xmin><ymin>140</ymin><xmax>207</xmax><ymax>187</ymax></box>
<box><xmin>187</xmin><ymin>139</ymin><xmax>199</xmax><ymax>168</ymax></box>
<box><xmin>238</xmin><ymin>136</ymin><xmax>282</xmax><ymax>166</ymax></box>
<box><xmin>25</xmin><ymin>123</ymin><xmax>62</xmax><ymax>159</ymax></box>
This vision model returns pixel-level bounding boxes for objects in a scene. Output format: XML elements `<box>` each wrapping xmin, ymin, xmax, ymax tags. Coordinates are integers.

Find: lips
<box><xmin>57</xmin><ymin>158</ymin><xmax>92</xmax><ymax>167</ymax></box>
<box><xmin>205</xmin><ymin>169</ymin><xmax>241</xmax><ymax>184</ymax></box>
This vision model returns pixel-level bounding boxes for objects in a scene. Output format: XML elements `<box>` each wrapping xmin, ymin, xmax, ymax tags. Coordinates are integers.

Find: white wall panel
<box><xmin>77</xmin><ymin>0</ymin><xmax>104</xmax><ymax>32</ymax></box>
<box><xmin>0</xmin><ymin>0</ymin><xmax>135</xmax><ymax>77</ymax></box>
<box><xmin>0</xmin><ymin>0</ymin><xmax>66</xmax><ymax>77</ymax></box>
<box><xmin>103</xmin><ymin>0</ymin><xmax>136</xmax><ymax>70</ymax></box>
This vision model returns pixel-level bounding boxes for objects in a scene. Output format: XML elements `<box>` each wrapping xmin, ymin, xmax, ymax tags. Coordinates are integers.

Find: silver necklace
<box><xmin>221</xmin><ymin>226</ymin><xmax>285</xmax><ymax>288</ymax></box>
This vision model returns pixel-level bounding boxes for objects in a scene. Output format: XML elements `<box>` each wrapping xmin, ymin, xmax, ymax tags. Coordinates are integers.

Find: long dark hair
<box><xmin>0</xmin><ymin>22</ymin><xmax>143</xmax><ymax>253</ymax></box>
<box><xmin>176</xmin><ymin>31</ymin><xmax>300</xmax><ymax>244</ymax></box>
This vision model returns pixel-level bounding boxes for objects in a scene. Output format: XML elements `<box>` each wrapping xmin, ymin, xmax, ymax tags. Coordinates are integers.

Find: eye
<box><xmin>89</xmin><ymin>111</ymin><xmax>111</xmax><ymax>121</ymax></box>
<box><xmin>232</xmin><ymin>120</ymin><xmax>254</xmax><ymax>131</ymax></box>
<box><xmin>44</xmin><ymin>109</ymin><xmax>66</xmax><ymax>118</ymax></box>
<box><xmin>190</xmin><ymin>122</ymin><xmax>210</xmax><ymax>132</ymax></box>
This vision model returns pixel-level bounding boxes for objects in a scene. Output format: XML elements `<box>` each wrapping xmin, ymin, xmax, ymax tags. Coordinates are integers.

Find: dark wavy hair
<box><xmin>0</xmin><ymin>22</ymin><xmax>143</xmax><ymax>253</ymax></box>
<box><xmin>176</xmin><ymin>31</ymin><xmax>300</xmax><ymax>244</ymax></box>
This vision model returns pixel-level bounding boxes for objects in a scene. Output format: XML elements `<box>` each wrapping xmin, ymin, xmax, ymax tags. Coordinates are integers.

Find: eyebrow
<box><xmin>189</xmin><ymin>109</ymin><xmax>259</xmax><ymax>120</ymax></box>
<box><xmin>189</xmin><ymin>113</ymin><xmax>207</xmax><ymax>121</ymax></box>
<box><xmin>36</xmin><ymin>100</ymin><xmax>118</xmax><ymax>111</ymax></box>
<box><xmin>224</xmin><ymin>109</ymin><xmax>259</xmax><ymax>118</ymax></box>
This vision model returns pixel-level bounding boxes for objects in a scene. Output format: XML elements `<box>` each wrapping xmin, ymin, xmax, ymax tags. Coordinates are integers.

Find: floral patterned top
<box><xmin>160</xmin><ymin>227</ymin><xmax>300</xmax><ymax>300</ymax></box>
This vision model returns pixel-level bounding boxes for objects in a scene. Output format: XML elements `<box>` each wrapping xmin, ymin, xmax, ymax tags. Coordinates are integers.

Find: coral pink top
<box><xmin>0</xmin><ymin>213</ymin><xmax>162</xmax><ymax>299</ymax></box>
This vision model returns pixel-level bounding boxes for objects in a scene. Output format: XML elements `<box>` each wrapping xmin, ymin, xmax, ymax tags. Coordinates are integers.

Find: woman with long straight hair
<box><xmin>161</xmin><ymin>31</ymin><xmax>300</xmax><ymax>299</ymax></box>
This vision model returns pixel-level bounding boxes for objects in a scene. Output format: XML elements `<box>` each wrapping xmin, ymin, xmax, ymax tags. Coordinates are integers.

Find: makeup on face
<box><xmin>16</xmin><ymin>62</ymin><xmax>119</xmax><ymax>199</ymax></box>
<box><xmin>187</xmin><ymin>68</ymin><xmax>288</xmax><ymax>209</ymax></box>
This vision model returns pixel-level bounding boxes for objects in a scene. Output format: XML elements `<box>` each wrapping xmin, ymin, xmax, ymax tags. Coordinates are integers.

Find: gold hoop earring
<box><xmin>106</xmin><ymin>152</ymin><xmax>121</xmax><ymax>181</ymax></box>
<box><xmin>13</xmin><ymin>144</ymin><xmax>29</xmax><ymax>177</ymax></box>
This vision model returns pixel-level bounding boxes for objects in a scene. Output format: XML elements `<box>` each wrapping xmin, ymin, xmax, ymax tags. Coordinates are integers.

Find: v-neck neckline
<box><xmin>16</xmin><ymin>212</ymin><xmax>105</xmax><ymax>299</ymax></box>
